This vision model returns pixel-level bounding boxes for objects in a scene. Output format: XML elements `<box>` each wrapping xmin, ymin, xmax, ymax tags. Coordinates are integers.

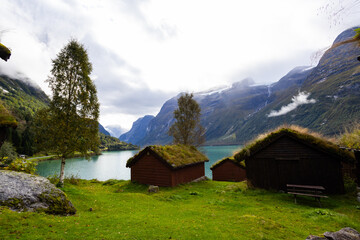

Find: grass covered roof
<box><xmin>210</xmin><ymin>156</ymin><xmax>245</xmax><ymax>170</ymax></box>
<box><xmin>0</xmin><ymin>43</ymin><xmax>11</xmax><ymax>61</ymax></box>
<box><xmin>126</xmin><ymin>144</ymin><xmax>209</xmax><ymax>169</ymax></box>
<box><xmin>0</xmin><ymin>101</ymin><xmax>17</xmax><ymax>128</ymax></box>
<box><xmin>234</xmin><ymin>125</ymin><xmax>354</xmax><ymax>162</ymax></box>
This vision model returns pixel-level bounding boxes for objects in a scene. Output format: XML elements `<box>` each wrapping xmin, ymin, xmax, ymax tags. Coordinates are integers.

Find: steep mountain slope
<box><xmin>121</xmin><ymin>27</ymin><xmax>360</xmax><ymax>146</ymax></box>
<box><xmin>0</xmin><ymin>74</ymin><xmax>49</xmax><ymax>121</ymax></box>
<box><xmin>99</xmin><ymin>123</ymin><xmax>110</xmax><ymax>136</ymax></box>
<box><xmin>119</xmin><ymin>115</ymin><xmax>155</xmax><ymax>144</ymax></box>
<box><xmin>0</xmin><ymin>73</ymin><xmax>50</xmax><ymax>154</ymax></box>
<box><xmin>233</xmin><ymin>26</ymin><xmax>360</xmax><ymax>142</ymax></box>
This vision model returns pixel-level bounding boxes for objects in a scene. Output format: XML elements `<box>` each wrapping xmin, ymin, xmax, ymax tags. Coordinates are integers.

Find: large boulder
<box><xmin>323</xmin><ymin>227</ymin><xmax>360</xmax><ymax>240</ymax></box>
<box><xmin>0</xmin><ymin>170</ymin><xmax>76</xmax><ymax>215</ymax></box>
<box><xmin>307</xmin><ymin>227</ymin><xmax>360</xmax><ymax>240</ymax></box>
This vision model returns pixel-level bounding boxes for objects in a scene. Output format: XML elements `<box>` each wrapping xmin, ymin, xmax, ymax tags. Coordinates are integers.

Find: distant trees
<box><xmin>34</xmin><ymin>39</ymin><xmax>99</xmax><ymax>187</ymax></box>
<box><xmin>168</xmin><ymin>93</ymin><xmax>205</xmax><ymax>146</ymax></box>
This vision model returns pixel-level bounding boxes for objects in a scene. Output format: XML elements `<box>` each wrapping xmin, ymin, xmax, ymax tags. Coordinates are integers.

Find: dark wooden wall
<box><xmin>212</xmin><ymin>160</ymin><xmax>246</xmax><ymax>182</ymax></box>
<box><xmin>131</xmin><ymin>154</ymin><xmax>172</xmax><ymax>186</ymax></box>
<box><xmin>172</xmin><ymin>163</ymin><xmax>205</xmax><ymax>186</ymax></box>
<box><xmin>355</xmin><ymin>151</ymin><xmax>360</xmax><ymax>185</ymax></box>
<box><xmin>131</xmin><ymin>154</ymin><xmax>206</xmax><ymax>187</ymax></box>
<box><xmin>246</xmin><ymin>136</ymin><xmax>344</xmax><ymax>194</ymax></box>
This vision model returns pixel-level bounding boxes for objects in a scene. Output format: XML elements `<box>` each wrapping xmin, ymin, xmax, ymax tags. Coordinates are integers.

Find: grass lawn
<box><xmin>0</xmin><ymin>179</ymin><xmax>359</xmax><ymax>239</ymax></box>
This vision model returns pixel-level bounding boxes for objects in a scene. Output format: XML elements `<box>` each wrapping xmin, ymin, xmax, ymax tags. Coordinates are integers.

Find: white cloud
<box><xmin>0</xmin><ymin>0</ymin><xmax>358</xmax><ymax>129</ymax></box>
<box><xmin>268</xmin><ymin>92</ymin><xmax>316</xmax><ymax>117</ymax></box>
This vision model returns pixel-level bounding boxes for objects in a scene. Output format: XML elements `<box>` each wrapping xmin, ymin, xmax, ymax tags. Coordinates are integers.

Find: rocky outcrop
<box><xmin>306</xmin><ymin>227</ymin><xmax>360</xmax><ymax>240</ymax></box>
<box><xmin>0</xmin><ymin>170</ymin><xmax>76</xmax><ymax>215</ymax></box>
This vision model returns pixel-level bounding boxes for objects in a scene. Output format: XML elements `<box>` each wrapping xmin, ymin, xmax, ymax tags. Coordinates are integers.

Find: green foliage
<box><xmin>127</xmin><ymin>144</ymin><xmax>208</xmax><ymax>168</ymax></box>
<box><xmin>99</xmin><ymin>133</ymin><xmax>138</xmax><ymax>151</ymax></box>
<box><xmin>0</xmin><ymin>100</ymin><xmax>17</xmax><ymax>128</ymax></box>
<box><xmin>0</xmin><ymin>158</ymin><xmax>37</xmax><ymax>174</ymax></box>
<box><xmin>0</xmin><ymin>141</ymin><xmax>17</xmax><ymax>165</ymax></box>
<box><xmin>168</xmin><ymin>93</ymin><xmax>205</xmax><ymax>146</ymax></box>
<box><xmin>339</xmin><ymin>123</ymin><xmax>360</xmax><ymax>149</ymax></box>
<box><xmin>354</xmin><ymin>28</ymin><xmax>360</xmax><ymax>44</ymax></box>
<box><xmin>343</xmin><ymin>174</ymin><xmax>357</xmax><ymax>194</ymax></box>
<box><xmin>34</xmin><ymin>39</ymin><xmax>99</xmax><ymax>185</ymax></box>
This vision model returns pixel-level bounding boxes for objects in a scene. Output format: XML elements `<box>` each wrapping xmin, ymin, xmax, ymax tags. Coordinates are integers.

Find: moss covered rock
<box><xmin>0</xmin><ymin>170</ymin><xmax>76</xmax><ymax>215</ymax></box>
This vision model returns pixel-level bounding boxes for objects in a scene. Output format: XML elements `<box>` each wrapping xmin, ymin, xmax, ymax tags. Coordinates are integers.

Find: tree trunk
<box><xmin>58</xmin><ymin>157</ymin><xmax>66</xmax><ymax>187</ymax></box>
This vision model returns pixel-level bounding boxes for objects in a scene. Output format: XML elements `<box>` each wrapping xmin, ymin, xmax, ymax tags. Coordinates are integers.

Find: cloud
<box><xmin>268</xmin><ymin>92</ymin><xmax>316</xmax><ymax>117</ymax></box>
<box><xmin>0</xmin><ymin>0</ymin><xmax>359</xmax><ymax>129</ymax></box>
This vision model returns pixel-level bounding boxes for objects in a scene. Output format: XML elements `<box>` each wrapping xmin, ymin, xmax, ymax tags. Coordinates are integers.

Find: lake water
<box><xmin>36</xmin><ymin>145</ymin><xmax>242</xmax><ymax>181</ymax></box>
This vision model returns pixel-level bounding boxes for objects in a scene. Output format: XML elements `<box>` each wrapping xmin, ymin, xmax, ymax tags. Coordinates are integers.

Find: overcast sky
<box><xmin>0</xmin><ymin>0</ymin><xmax>358</xmax><ymax>130</ymax></box>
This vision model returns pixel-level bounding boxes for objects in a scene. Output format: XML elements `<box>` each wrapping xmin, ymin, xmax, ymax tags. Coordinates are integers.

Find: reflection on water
<box><xmin>36</xmin><ymin>145</ymin><xmax>242</xmax><ymax>181</ymax></box>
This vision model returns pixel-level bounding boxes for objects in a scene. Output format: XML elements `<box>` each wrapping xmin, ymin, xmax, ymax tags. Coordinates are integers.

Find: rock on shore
<box><xmin>0</xmin><ymin>170</ymin><xmax>76</xmax><ymax>215</ymax></box>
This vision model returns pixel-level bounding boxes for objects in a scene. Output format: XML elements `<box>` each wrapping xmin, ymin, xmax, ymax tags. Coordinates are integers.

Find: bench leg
<box><xmin>294</xmin><ymin>194</ymin><xmax>297</xmax><ymax>204</ymax></box>
<box><xmin>316</xmin><ymin>197</ymin><xmax>322</xmax><ymax>208</ymax></box>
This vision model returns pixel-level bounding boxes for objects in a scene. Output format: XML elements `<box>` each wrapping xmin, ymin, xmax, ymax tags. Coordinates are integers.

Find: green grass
<box><xmin>0</xmin><ymin>180</ymin><xmax>359</xmax><ymax>239</ymax></box>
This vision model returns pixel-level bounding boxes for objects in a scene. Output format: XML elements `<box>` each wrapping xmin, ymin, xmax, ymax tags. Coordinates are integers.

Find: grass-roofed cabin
<box><xmin>211</xmin><ymin>157</ymin><xmax>246</xmax><ymax>182</ymax></box>
<box><xmin>234</xmin><ymin>126</ymin><xmax>355</xmax><ymax>194</ymax></box>
<box><xmin>126</xmin><ymin>145</ymin><xmax>209</xmax><ymax>187</ymax></box>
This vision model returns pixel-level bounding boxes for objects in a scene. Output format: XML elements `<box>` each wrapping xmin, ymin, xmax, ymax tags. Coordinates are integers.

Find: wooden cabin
<box><xmin>126</xmin><ymin>145</ymin><xmax>209</xmax><ymax>187</ymax></box>
<box><xmin>234</xmin><ymin>127</ymin><xmax>355</xmax><ymax>194</ymax></box>
<box><xmin>211</xmin><ymin>157</ymin><xmax>246</xmax><ymax>182</ymax></box>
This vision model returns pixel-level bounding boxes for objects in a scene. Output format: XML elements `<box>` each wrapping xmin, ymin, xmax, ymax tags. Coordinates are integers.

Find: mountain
<box><xmin>122</xmin><ymin>26</ymin><xmax>360</xmax><ymax>146</ymax></box>
<box><xmin>0</xmin><ymin>73</ymin><xmax>50</xmax><ymax>155</ymax></box>
<box><xmin>98</xmin><ymin>123</ymin><xmax>110</xmax><ymax>136</ymax></box>
<box><xmin>0</xmin><ymin>74</ymin><xmax>49</xmax><ymax>120</ymax></box>
<box><xmin>119</xmin><ymin>115</ymin><xmax>154</xmax><ymax>145</ymax></box>
<box><xmin>105</xmin><ymin>125</ymin><xmax>126</xmax><ymax>138</ymax></box>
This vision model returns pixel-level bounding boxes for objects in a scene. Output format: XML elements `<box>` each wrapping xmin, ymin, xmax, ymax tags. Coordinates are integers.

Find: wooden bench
<box><xmin>286</xmin><ymin>184</ymin><xmax>328</xmax><ymax>207</ymax></box>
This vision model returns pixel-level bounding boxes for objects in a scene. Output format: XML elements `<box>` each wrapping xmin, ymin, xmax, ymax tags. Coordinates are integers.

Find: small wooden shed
<box><xmin>234</xmin><ymin>127</ymin><xmax>355</xmax><ymax>194</ymax></box>
<box><xmin>126</xmin><ymin>145</ymin><xmax>209</xmax><ymax>187</ymax></box>
<box><xmin>211</xmin><ymin>157</ymin><xmax>246</xmax><ymax>182</ymax></box>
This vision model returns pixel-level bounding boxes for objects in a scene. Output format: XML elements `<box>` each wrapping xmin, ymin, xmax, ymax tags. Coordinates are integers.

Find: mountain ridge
<box><xmin>121</xmin><ymin>26</ymin><xmax>360</xmax><ymax>146</ymax></box>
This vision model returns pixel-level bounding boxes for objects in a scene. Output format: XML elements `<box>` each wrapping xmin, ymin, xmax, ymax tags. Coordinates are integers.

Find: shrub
<box><xmin>1</xmin><ymin>158</ymin><xmax>37</xmax><ymax>174</ymax></box>
<box><xmin>343</xmin><ymin>174</ymin><xmax>357</xmax><ymax>194</ymax></box>
<box><xmin>0</xmin><ymin>141</ymin><xmax>17</xmax><ymax>165</ymax></box>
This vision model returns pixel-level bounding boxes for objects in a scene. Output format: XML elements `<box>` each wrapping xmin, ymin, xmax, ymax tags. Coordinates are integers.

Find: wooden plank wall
<box><xmin>212</xmin><ymin>161</ymin><xmax>246</xmax><ymax>182</ymax></box>
<box><xmin>172</xmin><ymin>163</ymin><xmax>205</xmax><ymax>186</ymax></box>
<box><xmin>131</xmin><ymin>154</ymin><xmax>172</xmax><ymax>186</ymax></box>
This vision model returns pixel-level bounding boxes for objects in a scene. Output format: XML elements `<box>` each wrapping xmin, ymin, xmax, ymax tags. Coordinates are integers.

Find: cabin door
<box><xmin>276</xmin><ymin>159</ymin><xmax>300</xmax><ymax>191</ymax></box>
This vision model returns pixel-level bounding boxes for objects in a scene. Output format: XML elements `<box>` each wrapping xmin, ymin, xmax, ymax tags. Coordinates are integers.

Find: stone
<box><xmin>306</xmin><ymin>235</ymin><xmax>327</xmax><ymax>240</ymax></box>
<box><xmin>323</xmin><ymin>227</ymin><xmax>360</xmax><ymax>240</ymax></box>
<box><xmin>191</xmin><ymin>176</ymin><xmax>208</xmax><ymax>183</ymax></box>
<box><xmin>0</xmin><ymin>170</ymin><xmax>76</xmax><ymax>215</ymax></box>
<box><xmin>148</xmin><ymin>185</ymin><xmax>159</xmax><ymax>193</ymax></box>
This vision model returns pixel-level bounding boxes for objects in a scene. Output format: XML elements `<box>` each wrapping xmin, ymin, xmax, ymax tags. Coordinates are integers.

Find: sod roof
<box><xmin>126</xmin><ymin>144</ymin><xmax>209</xmax><ymax>169</ymax></box>
<box><xmin>210</xmin><ymin>156</ymin><xmax>245</xmax><ymax>170</ymax></box>
<box><xmin>0</xmin><ymin>43</ymin><xmax>11</xmax><ymax>61</ymax></box>
<box><xmin>234</xmin><ymin>126</ymin><xmax>354</xmax><ymax>162</ymax></box>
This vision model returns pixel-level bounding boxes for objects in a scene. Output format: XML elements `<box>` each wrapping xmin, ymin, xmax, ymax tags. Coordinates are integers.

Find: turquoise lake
<box><xmin>36</xmin><ymin>145</ymin><xmax>242</xmax><ymax>181</ymax></box>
